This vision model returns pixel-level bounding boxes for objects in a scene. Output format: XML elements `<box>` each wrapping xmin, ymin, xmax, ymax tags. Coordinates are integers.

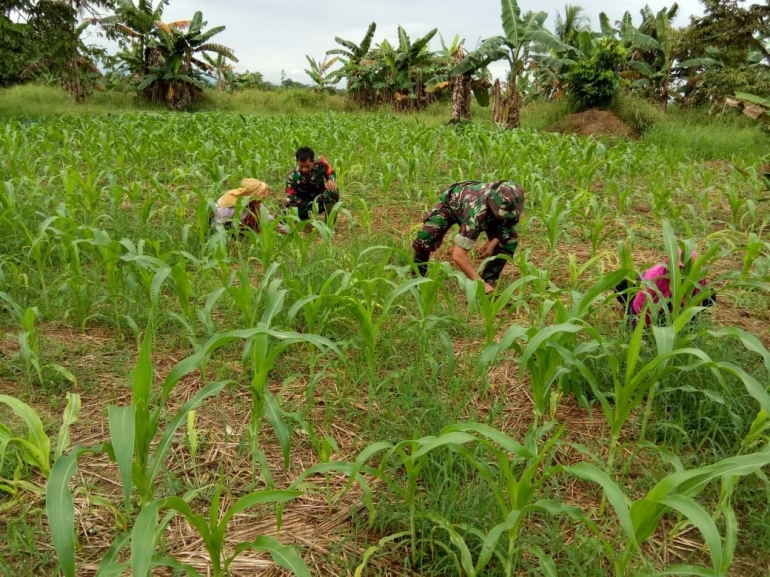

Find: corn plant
<box><xmin>285</xmin><ymin>269</ymin><xmax>351</xmax><ymax>334</ymax></box>
<box><xmin>0</xmin><ymin>292</ymin><xmax>42</xmax><ymax>384</ymax></box>
<box><xmin>350</xmin><ymin>422</ymin><xmax>600</xmax><ymax>575</ymax></box>
<box><xmin>541</xmin><ymin>194</ymin><xmax>571</xmax><ymax>252</ymax></box>
<box><xmin>567</xmin><ymin>448</ymin><xmax>770</xmax><ymax>575</ymax></box>
<box><xmin>0</xmin><ymin>392</ymin><xmax>80</xmax><ymax>497</ymax></box>
<box><xmin>225</xmin><ymin>255</ymin><xmax>269</xmax><ymax>327</ymax></box>
<box><xmin>338</xmin><ymin>273</ymin><xmax>431</xmax><ymax>399</ymax></box>
<box><xmin>99</xmin><ymin>486</ymin><xmax>309</xmax><ymax>577</ymax></box>
<box><xmin>480</xmin><ymin>270</ymin><xmax>627</xmax><ymax>417</ymax></box>
<box><xmin>104</xmin><ymin>324</ymin><xmax>233</xmax><ymax>509</ymax></box>
<box><xmin>241</xmin><ymin>280</ymin><xmax>340</xmax><ymax>474</ymax></box>
<box><xmin>452</xmin><ymin>268</ymin><xmax>536</xmax><ymax>346</ymax></box>
<box><xmin>46</xmin><ymin>324</ymin><xmax>330</xmax><ymax>576</ymax></box>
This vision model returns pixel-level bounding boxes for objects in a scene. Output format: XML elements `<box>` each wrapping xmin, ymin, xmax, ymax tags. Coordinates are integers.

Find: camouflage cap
<box><xmin>487</xmin><ymin>181</ymin><xmax>524</xmax><ymax>221</ymax></box>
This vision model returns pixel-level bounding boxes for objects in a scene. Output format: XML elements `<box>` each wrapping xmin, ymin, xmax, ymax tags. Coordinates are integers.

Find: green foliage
<box><xmin>99</xmin><ymin>4</ymin><xmax>236</xmax><ymax>109</ymax></box>
<box><xmin>2</xmin><ymin>110</ymin><xmax>770</xmax><ymax>575</ymax></box>
<box><xmin>567</xmin><ymin>36</ymin><xmax>626</xmax><ymax>111</ymax></box>
<box><xmin>0</xmin><ymin>0</ymin><xmax>100</xmax><ymax>99</ymax></box>
<box><xmin>611</xmin><ymin>91</ymin><xmax>665</xmax><ymax>133</ymax></box>
<box><xmin>643</xmin><ymin>106</ymin><xmax>770</xmax><ymax>160</ymax></box>
<box><xmin>451</xmin><ymin>0</ymin><xmax>568</xmax><ymax>128</ymax></box>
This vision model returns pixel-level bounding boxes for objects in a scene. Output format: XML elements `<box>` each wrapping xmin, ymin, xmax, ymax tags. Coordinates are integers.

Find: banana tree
<box><xmin>426</xmin><ymin>34</ymin><xmax>492</xmax><ymax>122</ymax></box>
<box><xmin>142</xmin><ymin>11</ymin><xmax>236</xmax><ymax>108</ymax></box>
<box><xmin>377</xmin><ymin>26</ymin><xmax>438</xmax><ymax>111</ymax></box>
<box><xmin>100</xmin><ymin>3</ymin><xmax>236</xmax><ymax>108</ymax></box>
<box><xmin>326</xmin><ymin>21</ymin><xmax>377</xmax><ymax>106</ymax></box>
<box><xmin>451</xmin><ymin>0</ymin><xmax>566</xmax><ymax>128</ymax></box>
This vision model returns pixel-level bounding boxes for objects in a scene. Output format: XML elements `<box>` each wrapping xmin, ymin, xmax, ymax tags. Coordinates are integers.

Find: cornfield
<box><xmin>1</xmin><ymin>111</ymin><xmax>770</xmax><ymax>576</ymax></box>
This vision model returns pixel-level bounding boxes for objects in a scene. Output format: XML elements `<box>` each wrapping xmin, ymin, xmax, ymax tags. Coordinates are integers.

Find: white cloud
<box><xmin>88</xmin><ymin>0</ymin><xmax>705</xmax><ymax>84</ymax></box>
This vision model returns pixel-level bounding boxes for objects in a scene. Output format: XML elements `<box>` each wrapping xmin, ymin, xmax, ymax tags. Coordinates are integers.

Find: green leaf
<box><xmin>354</xmin><ymin>532</ymin><xmax>410</xmax><ymax>577</ymax></box>
<box><xmin>54</xmin><ymin>393</ymin><xmax>81</xmax><ymax>460</ymax></box>
<box><xmin>476</xmin><ymin>510</ymin><xmax>520</xmax><ymax>572</ymax></box>
<box><xmin>425</xmin><ymin>512</ymin><xmax>476</xmax><ymax>576</ymax></box>
<box><xmin>264</xmin><ymin>392</ymin><xmax>291</xmax><ymax>470</ymax></box>
<box><xmin>0</xmin><ymin>394</ymin><xmax>50</xmax><ymax>476</ymax></box>
<box><xmin>47</xmin><ymin>445</ymin><xmax>106</xmax><ymax>577</ymax></box>
<box><xmin>95</xmin><ymin>532</ymin><xmax>131</xmax><ymax>577</ymax></box>
<box><xmin>132</xmin><ymin>324</ymin><xmax>154</xmax><ymax>407</ymax></box>
<box><xmin>220</xmin><ymin>490</ymin><xmax>302</xmax><ymax>527</ymax></box>
<box><xmin>234</xmin><ymin>535</ymin><xmax>310</xmax><ymax>577</ymax></box>
<box><xmin>501</xmin><ymin>0</ymin><xmax>523</xmax><ymax>46</ymax></box>
<box><xmin>108</xmin><ymin>405</ymin><xmax>136</xmax><ymax>508</ymax></box>
<box><xmin>657</xmin><ymin>494</ymin><xmax>723</xmax><ymax>571</ymax></box>
<box><xmin>147</xmin><ymin>380</ymin><xmax>229</xmax><ymax>491</ymax></box>
<box><xmin>443</xmin><ymin>423</ymin><xmax>533</xmax><ymax>458</ymax></box>
<box><xmin>567</xmin><ymin>463</ymin><xmax>637</xmax><ymax>547</ymax></box>
<box><xmin>46</xmin><ymin>452</ymin><xmax>80</xmax><ymax>577</ymax></box>
<box><xmin>633</xmin><ymin>450</ymin><xmax>770</xmax><ymax>543</ymax></box>
<box><xmin>132</xmin><ymin>501</ymin><xmax>162</xmax><ymax>577</ymax></box>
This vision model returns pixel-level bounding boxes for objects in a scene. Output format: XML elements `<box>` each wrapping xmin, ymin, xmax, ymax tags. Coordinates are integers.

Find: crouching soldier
<box><xmin>412</xmin><ymin>180</ymin><xmax>524</xmax><ymax>294</ymax></box>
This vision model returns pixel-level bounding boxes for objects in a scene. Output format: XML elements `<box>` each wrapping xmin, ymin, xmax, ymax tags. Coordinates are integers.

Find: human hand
<box><xmin>325</xmin><ymin>179</ymin><xmax>338</xmax><ymax>191</ymax></box>
<box><xmin>478</xmin><ymin>238</ymin><xmax>499</xmax><ymax>259</ymax></box>
<box><xmin>484</xmin><ymin>282</ymin><xmax>495</xmax><ymax>294</ymax></box>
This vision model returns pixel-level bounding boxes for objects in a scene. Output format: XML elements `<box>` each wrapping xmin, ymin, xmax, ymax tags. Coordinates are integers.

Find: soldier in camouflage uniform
<box><xmin>412</xmin><ymin>180</ymin><xmax>524</xmax><ymax>294</ymax></box>
<box><xmin>285</xmin><ymin>146</ymin><xmax>339</xmax><ymax>220</ymax></box>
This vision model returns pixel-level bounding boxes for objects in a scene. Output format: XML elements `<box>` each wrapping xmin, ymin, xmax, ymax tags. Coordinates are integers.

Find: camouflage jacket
<box><xmin>440</xmin><ymin>181</ymin><xmax>523</xmax><ymax>250</ymax></box>
<box><xmin>285</xmin><ymin>157</ymin><xmax>336</xmax><ymax>202</ymax></box>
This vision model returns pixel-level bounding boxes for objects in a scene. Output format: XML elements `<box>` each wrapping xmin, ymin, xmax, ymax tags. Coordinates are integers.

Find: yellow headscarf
<box><xmin>216</xmin><ymin>178</ymin><xmax>271</xmax><ymax>208</ymax></box>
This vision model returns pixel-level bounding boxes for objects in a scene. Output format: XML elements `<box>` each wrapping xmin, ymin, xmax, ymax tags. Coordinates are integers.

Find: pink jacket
<box><xmin>631</xmin><ymin>262</ymin><xmax>707</xmax><ymax>324</ymax></box>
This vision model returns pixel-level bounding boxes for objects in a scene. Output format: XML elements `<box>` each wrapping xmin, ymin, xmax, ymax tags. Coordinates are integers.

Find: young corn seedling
<box><xmin>0</xmin><ymin>292</ymin><xmax>42</xmax><ymax>385</ymax></box>
<box><xmin>0</xmin><ymin>392</ymin><xmax>80</xmax><ymax>497</ymax></box>
<box><xmin>350</xmin><ymin>422</ymin><xmax>598</xmax><ymax>576</ymax></box>
<box><xmin>338</xmin><ymin>273</ymin><xmax>430</xmax><ymax>403</ymax></box>
<box><xmin>46</xmin><ymin>323</ymin><xmax>329</xmax><ymax>577</ymax></box>
<box><xmin>285</xmin><ymin>269</ymin><xmax>351</xmax><ymax>334</ymax></box>
<box><xmin>567</xmin><ymin>447</ymin><xmax>770</xmax><ymax>575</ymax></box>
<box><xmin>241</xmin><ymin>279</ymin><xmax>339</xmax><ymax>476</ymax></box>
<box><xmin>119</xmin><ymin>485</ymin><xmax>309</xmax><ymax>577</ymax></box>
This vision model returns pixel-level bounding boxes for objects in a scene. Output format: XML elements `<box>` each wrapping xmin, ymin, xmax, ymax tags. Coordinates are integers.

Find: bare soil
<box><xmin>548</xmin><ymin>108</ymin><xmax>638</xmax><ymax>140</ymax></box>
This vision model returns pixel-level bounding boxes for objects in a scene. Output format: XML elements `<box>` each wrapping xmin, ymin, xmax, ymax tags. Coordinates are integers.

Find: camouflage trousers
<box><xmin>411</xmin><ymin>203</ymin><xmax>518</xmax><ymax>285</ymax></box>
<box><xmin>286</xmin><ymin>189</ymin><xmax>340</xmax><ymax>221</ymax></box>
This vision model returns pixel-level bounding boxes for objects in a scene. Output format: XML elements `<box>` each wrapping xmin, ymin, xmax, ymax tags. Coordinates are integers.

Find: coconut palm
<box><xmin>304</xmin><ymin>55</ymin><xmax>339</xmax><ymax>92</ymax></box>
<box><xmin>555</xmin><ymin>4</ymin><xmax>590</xmax><ymax>47</ymax></box>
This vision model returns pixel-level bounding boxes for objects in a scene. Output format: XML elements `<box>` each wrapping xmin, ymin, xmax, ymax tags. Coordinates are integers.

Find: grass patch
<box><xmin>643</xmin><ymin>105</ymin><xmax>770</xmax><ymax>161</ymax></box>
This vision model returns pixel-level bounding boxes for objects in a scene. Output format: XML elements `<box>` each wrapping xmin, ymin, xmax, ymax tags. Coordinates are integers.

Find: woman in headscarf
<box><xmin>614</xmin><ymin>249</ymin><xmax>716</xmax><ymax>326</ymax></box>
<box><xmin>211</xmin><ymin>178</ymin><xmax>288</xmax><ymax>235</ymax></box>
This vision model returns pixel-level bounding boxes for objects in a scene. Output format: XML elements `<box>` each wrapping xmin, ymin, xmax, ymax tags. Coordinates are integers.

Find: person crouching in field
<box><xmin>412</xmin><ymin>180</ymin><xmax>525</xmax><ymax>294</ymax></box>
<box><xmin>211</xmin><ymin>178</ymin><xmax>288</xmax><ymax>235</ymax></box>
<box><xmin>614</xmin><ymin>249</ymin><xmax>716</xmax><ymax>326</ymax></box>
<box><xmin>285</xmin><ymin>146</ymin><xmax>339</xmax><ymax>220</ymax></box>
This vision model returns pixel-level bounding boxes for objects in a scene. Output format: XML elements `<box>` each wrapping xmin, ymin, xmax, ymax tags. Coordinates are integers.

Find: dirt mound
<box><xmin>548</xmin><ymin>108</ymin><xmax>637</xmax><ymax>139</ymax></box>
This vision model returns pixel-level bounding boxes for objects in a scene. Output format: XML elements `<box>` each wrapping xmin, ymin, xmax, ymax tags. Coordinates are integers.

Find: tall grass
<box><xmin>643</xmin><ymin>106</ymin><xmax>770</xmax><ymax>161</ymax></box>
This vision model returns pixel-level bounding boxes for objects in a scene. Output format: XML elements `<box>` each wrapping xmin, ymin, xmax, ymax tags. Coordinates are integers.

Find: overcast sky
<box><xmin>84</xmin><ymin>0</ymin><xmax>705</xmax><ymax>84</ymax></box>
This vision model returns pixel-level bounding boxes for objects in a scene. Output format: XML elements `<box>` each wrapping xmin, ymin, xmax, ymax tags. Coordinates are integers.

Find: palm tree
<box><xmin>555</xmin><ymin>4</ymin><xmax>590</xmax><ymax>47</ymax></box>
<box><xmin>304</xmin><ymin>55</ymin><xmax>339</xmax><ymax>92</ymax></box>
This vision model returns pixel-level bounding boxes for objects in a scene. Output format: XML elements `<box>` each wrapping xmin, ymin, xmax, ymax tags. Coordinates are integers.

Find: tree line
<box><xmin>1</xmin><ymin>0</ymin><xmax>768</xmax><ymax>122</ymax></box>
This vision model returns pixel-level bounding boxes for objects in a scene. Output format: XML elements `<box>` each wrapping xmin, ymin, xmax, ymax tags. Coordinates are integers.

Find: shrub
<box><xmin>567</xmin><ymin>37</ymin><xmax>627</xmax><ymax>111</ymax></box>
